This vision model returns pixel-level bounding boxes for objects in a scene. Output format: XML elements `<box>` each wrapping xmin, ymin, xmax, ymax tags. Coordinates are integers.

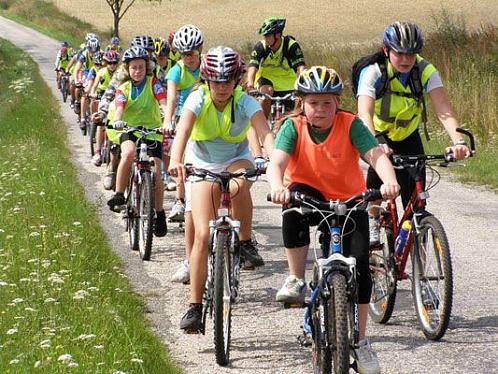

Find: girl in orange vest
<box><xmin>267</xmin><ymin>66</ymin><xmax>399</xmax><ymax>373</ymax></box>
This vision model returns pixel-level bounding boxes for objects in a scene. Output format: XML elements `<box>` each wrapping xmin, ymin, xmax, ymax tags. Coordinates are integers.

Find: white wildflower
<box><xmin>9</xmin><ymin>359</ymin><xmax>19</xmax><ymax>364</ymax></box>
<box><xmin>68</xmin><ymin>361</ymin><xmax>79</xmax><ymax>367</ymax></box>
<box><xmin>40</xmin><ymin>340</ymin><xmax>51</xmax><ymax>349</ymax></box>
<box><xmin>93</xmin><ymin>345</ymin><xmax>104</xmax><ymax>349</ymax></box>
<box><xmin>44</xmin><ymin>298</ymin><xmax>56</xmax><ymax>303</ymax></box>
<box><xmin>57</xmin><ymin>354</ymin><xmax>72</xmax><ymax>363</ymax></box>
<box><xmin>34</xmin><ymin>360</ymin><xmax>42</xmax><ymax>368</ymax></box>
<box><xmin>131</xmin><ymin>358</ymin><xmax>144</xmax><ymax>363</ymax></box>
<box><xmin>6</xmin><ymin>328</ymin><xmax>18</xmax><ymax>335</ymax></box>
<box><xmin>76</xmin><ymin>334</ymin><xmax>96</xmax><ymax>340</ymax></box>
<box><xmin>29</xmin><ymin>232</ymin><xmax>40</xmax><ymax>237</ymax></box>
<box><xmin>12</xmin><ymin>298</ymin><xmax>24</xmax><ymax>304</ymax></box>
<box><xmin>73</xmin><ymin>290</ymin><xmax>90</xmax><ymax>300</ymax></box>
<box><xmin>72</xmin><ymin>222</ymin><xmax>81</xmax><ymax>226</ymax></box>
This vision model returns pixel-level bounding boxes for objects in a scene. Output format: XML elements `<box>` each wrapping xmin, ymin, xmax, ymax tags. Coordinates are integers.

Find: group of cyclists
<box><xmin>54</xmin><ymin>17</ymin><xmax>471</xmax><ymax>374</ymax></box>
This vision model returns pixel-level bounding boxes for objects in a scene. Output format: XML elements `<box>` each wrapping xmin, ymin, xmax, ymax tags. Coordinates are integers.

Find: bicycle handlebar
<box><xmin>106</xmin><ymin>122</ymin><xmax>162</xmax><ymax>136</ymax></box>
<box><xmin>185</xmin><ymin>165</ymin><xmax>262</xmax><ymax>181</ymax></box>
<box><xmin>247</xmin><ymin>90</ymin><xmax>296</xmax><ymax>102</ymax></box>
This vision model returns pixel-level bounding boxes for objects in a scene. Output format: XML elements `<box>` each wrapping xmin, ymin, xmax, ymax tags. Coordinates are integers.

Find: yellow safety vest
<box><xmin>191</xmin><ymin>85</ymin><xmax>251</xmax><ymax>143</ymax></box>
<box><xmin>176</xmin><ymin>60</ymin><xmax>198</xmax><ymax>91</ymax></box>
<box><xmin>97</xmin><ymin>67</ymin><xmax>114</xmax><ymax>93</ymax></box>
<box><xmin>373</xmin><ymin>55</ymin><xmax>437</xmax><ymax>141</ymax></box>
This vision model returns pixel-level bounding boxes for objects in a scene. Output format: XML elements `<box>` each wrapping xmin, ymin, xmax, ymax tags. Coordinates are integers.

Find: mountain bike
<box><xmin>248</xmin><ymin>90</ymin><xmax>295</xmax><ymax>133</ymax></box>
<box><xmin>88</xmin><ymin>93</ymin><xmax>102</xmax><ymax>157</ymax></box>
<box><xmin>108</xmin><ymin>123</ymin><xmax>162</xmax><ymax>261</ymax></box>
<box><xmin>60</xmin><ymin>71</ymin><xmax>70</xmax><ymax>103</ymax></box>
<box><xmin>186</xmin><ymin>166</ymin><xmax>261</xmax><ymax>366</ymax></box>
<box><xmin>369</xmin><ymin>128</ymin><xmax>476</xmax><ymax>340</ymax></box>
<box><xmin>273</xmin><ymin>190</ymin><xmax>382</xmax><ymax>373</ymax></box>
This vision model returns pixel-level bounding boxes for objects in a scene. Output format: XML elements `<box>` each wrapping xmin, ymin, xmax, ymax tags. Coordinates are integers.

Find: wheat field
<box><xmin>52</xmin><ymin>0</ymin><xmax>497</xmax><ymax>49</ymax></box>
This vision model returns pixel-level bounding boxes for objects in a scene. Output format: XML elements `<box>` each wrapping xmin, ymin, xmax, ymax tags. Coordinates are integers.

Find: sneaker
<box><xmin>240</xmin><ymin>240</ymin><xmax>264</xmax><ymax>268</ymax></box>
<box><xmin>275</xmin><ymin>275</ymin><xmax>306</xmax><ymax>304</ymax></box>
<box><xmin>92</xmin><ymin>153</ymin><xmax>102</xmax><ymax>167</ymax></box>
<box><xmin>369</xmin><ymin>215</ymin><xmax>380</xmax><ymax>246</ymax></box>
<box><xmin>103</xmin><ymin>172</ymin><xmax>116</xmax><ymax>190</ymax></box>
<box><xmin>355</xmin><ymin>339</ymin><xmax>381</xmax><ymax>374</ymax></box>
<box><xmin>168</xmin><ymin>199</ymin><xmax>185</xmax><ymax>222</ymax></box>
<box><xmin>70</xmin><ymin>99</ymin><xmax>75</xmax><ymax>109</ymax></box>
<box><xmin>171</xmin><ymin>260</ymin><xmax>190</xmax><ymax>284</ymax></box>
<box><xmin>180</xmin><ymin>303</ymin><xmax>202</xmax><ymax>331</ymax></box>
<box><xmin>154</xmin><ymin>210</ymin><xmax>167</xmax><ymax>237</ymax></box>
<box><xmin>107</xmin><ymin>192</ymin><xmax>125</xmax><ymax>212</ymax></box>
<box><xmin>79</xmin><ymin>117</ymin><xmax>86</xmax><ymax>131</ymax></box>
<box><xmin>166</xmin><ymin>178</ymin><xmax>177</xmax><ymax>192</ymax></box>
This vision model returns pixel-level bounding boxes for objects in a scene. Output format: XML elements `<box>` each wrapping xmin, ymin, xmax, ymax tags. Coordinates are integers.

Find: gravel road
<box><xmin>1</xmin><ymin>16</ymin><xmax>497</xmax><ymax>374</ymax></box>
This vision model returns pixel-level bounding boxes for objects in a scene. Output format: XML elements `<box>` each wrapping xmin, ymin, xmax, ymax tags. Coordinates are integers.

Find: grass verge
<box><xmin>0</xmin><ymin>39</ymin><xmax>182</xmax><ymax>374</ymax></box>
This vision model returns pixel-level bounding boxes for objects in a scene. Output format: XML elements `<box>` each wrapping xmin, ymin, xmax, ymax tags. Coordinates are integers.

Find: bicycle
<box><xmin>369</xmin><ymin>128</ymin><xmax>476</xmax><ymax>340</ymax></box>
<box><xmin>59</xmin><ymin>71</ymin><xmax>70</xmax><ymax>103</ymax></box>
<box><xmin>185</xmin><ymin>166</ymin><xmax>261</xmax><ymax>366</ymax></box>
<box><xmin>270</xmin><ymin>189</ymin><xmax>382</xmax><ymax>373</ymax></box>
<box><xmin>108</xmin><ymin>123</ymin><xmax>162</xmax><ymax>261</ymax></box>
<box><xmin>248</xmin><ymin>90</ymin><xmax>295</xmax><ymax>133</ymax></box>
<box><xmin>88</xmin><ymin>93</ymin><xmax>102</xmax><ymax>157</ymax></box>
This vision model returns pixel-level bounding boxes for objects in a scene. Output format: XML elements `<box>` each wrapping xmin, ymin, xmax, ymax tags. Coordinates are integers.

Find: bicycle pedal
<box><xmin>297</xmin><ymin>334</ymin><xmax>312</xmax><ymax>347</ymax></box>
<box><xmin>283</xmin><ymin>301</ymin><xmax>306</xmax><ymax>309</ymax></box>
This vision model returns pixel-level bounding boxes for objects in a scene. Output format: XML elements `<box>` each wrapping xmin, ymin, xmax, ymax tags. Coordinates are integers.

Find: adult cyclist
<box><xmin>246</xmin><ymin>17</ymin><xmax>306</xmax><ymax>118</ymax></box>
<box><xmin>106</xmin><ymin>36</ymin><xmax>123</xmax><ymax>53</ymax></box>
<box><xmin>356</xmin><ymin>22</ymin><xmax>471</xmax><ymax>245</ymax></box>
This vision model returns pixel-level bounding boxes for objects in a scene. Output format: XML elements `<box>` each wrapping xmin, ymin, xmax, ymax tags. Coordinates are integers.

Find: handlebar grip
<box><xmin>266</xmin><ymin>193</ymin><xmax>272</xmax><ymax>202</ymax></box>
<box><xmin>365</xmin><ymin>189</ymin><xmax>382</xmax><ymax>201</ymax></box>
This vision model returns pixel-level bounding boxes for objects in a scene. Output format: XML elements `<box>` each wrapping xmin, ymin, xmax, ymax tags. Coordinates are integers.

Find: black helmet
<box><xmin>383</xmin><ymin>22</ymin><xmax>424</xmax><ymax>54</ymax></box>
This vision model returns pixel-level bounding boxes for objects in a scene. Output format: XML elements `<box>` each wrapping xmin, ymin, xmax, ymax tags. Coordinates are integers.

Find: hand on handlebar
<box><xmin>445</xmin><ymin>144</ymin><xmax>471</xmax><ymax>161</ymax></box>
<box><xmin>380</xmin><ymin>182</ymin><xmax>400</xmax><ymax>200</ymax></box>
<box><xmin>168</xmin><ymin>161</ymin><xmax>186</xmax><ymax>183</ymax></box>
<box><xmin>270</xmin><ymin>187</ymin><xmax>291</xmax><ymax>205</ymax></box>
<box><xmin>254</xmin><ymin>156</ymin><xmax>268</xmax><ymax>171</ymax></box>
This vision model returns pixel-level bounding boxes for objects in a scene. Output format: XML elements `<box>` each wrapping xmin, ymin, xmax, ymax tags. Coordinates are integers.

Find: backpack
<box><xmin>260</xmin><ymin>35</ymin><xmax>296</xmax><ymax>71</ymax></box>
<box><xmin>351</xmin><ymin>51</ymin><xmax>430</xmax><ymax>139</ymax></box>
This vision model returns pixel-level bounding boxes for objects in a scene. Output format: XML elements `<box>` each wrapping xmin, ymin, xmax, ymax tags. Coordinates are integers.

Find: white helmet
<box><xmin>173</xmin><ymin>25</ymin><xmax>204</xmax><ymax>53</ymax></box>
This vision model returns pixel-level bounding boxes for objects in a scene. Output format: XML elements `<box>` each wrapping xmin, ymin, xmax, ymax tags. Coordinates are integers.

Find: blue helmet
<box><xmin>61</xmin><ymin>41</ymin><xmax>69</xmax><ymax>48</ymax></box>
<box><xmin>111</xmin><ymin>36</ymin><xmax>120</xmax><ymax>45</ymax></box>
<box><xmin>383</xmin><ymin>22</ymin><xmax>424</xmax><ymax>54</ymax></box>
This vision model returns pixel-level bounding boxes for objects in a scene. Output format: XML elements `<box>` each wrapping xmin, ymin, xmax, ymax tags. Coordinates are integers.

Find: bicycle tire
<box><xmin>329</xmin><ymin>273</ymin><xmax>349</xmax><ymax>374</ymax></box>
<box><xmin>61</xmin><ymin>80</ymin><xmax>68</xmax><ymax>103</ymax></box>
<box><xmin>311</xmin><ymin>264</ymin><xmax>332</xmax><ymax>374</ymax></box>
<box><xmin>369</xmin><ymin>223</ymin><xmax>397</xmax><ymax>324</ymax></box>
<box><xmin>89</xmin><ymin>122</ymin><xmax>96</xmax><ymax>156</ymax></box>
<box><xmin>213</xmin><ymin>230</ymin><xmax>232</xmax><ymax>366</ymax></box>
<box><xmin>138</xmin><ymin>171</ymin><xmax>154</xmax><ymax>261</ymax></box>
<box><xmin>102</xmin><ymin>137</ymin><xmax>110</xmax><ymax>165</ymax></box>
<box><xmin>412</xmin><ymin>215</ymin><xmax>453</xmax><ymax>340</ymax></box>
<box><xmin>126</xmin><ymin>172</ymin><xmax>139</xmax><ymax>251</ymax></box>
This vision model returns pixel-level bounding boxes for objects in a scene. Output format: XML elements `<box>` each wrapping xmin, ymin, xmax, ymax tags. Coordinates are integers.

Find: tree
<box><xmin>105</xmin><ymin>0</ymin><xmax>161</xmax><ymax>38</ymax></box>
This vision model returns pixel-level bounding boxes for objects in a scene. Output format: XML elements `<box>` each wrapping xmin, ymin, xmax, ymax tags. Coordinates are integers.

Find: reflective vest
<box><xmin>169</xmin><ymin>50</ymin><xmax>181</xmax><ymax>62</ymax></box>
<box><xmin>190</xmin><ymin>85</ymin><xmax>251</xmax><ymax>144</ymax></box>
<box><xmin>82</xmin><ymin>50</ymin><xmax>95</xmax><ymax>71</ymax></box>
<box><xmin>176</xmin><ymin>60</ymin><xmax>198</xmax><ymax>91</ymax></box>
<box><xmin>155</xmin><ymin>60</ymin><xmax>175</xmax><ymax>83</ymax></box>
<box><xmin>117</xmin><ymin>76</ymin><xmax>162</xmax><ymax>141</ymax></box>
<box><xmin>97</xmin><ymin>67</ymin><xmax>114</xmax><ymax>94</ymax></box>
<box><xmin>373</xmin><ymin>55</ymin><xmax>437</xmax><ymax>141</ymax></box>
<box><xmin>284</xmin><ymin>112</ymin><xmax>366</xmax><ymax>200</ymax></box>
<box><xmin>255</xmin><ymin>37</ymin><xmax>298</xmax><ymax>92</ymax></box>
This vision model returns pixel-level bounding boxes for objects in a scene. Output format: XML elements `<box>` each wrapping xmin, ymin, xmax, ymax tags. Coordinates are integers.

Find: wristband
<box><xmin>453</xmin><ymin>139</ymin><xmax>467</xmax><ymax>146</ymax></box>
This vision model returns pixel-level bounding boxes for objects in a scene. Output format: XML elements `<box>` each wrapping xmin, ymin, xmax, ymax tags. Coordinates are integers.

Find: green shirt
<box><xmin>275</xmin><ymin>116</ymin><xmax>378</xmax><ymax>157</ymax></box>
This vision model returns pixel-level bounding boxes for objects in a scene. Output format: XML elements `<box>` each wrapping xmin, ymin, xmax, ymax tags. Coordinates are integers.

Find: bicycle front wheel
<box><xmin>125</xmin><ymin>172</ymin><xmax>139</xmax><ymax>251</ymax></box>
<box><xmin>311</xmin><ymin>266</ymin><xmax>331</xmax><ymax>374</ymax></box>
<box><xmin>329</xmin><ymin>273</ymin><xmax>349</xmax><ymax>374</ymax></box>
<box><xmin>61</xmin><ymin>80</ymin><xmax>68</xmax><ymax>102</ymax></box>
<box><xmin>412</xmin><ymin>215</ymin><xmax>453</xmax><ymax>340</ymax></box>
<box><xmin>369</xmin><ymin>223</ymin><xmax>397</xmax><ymax>324</ymax></box>
<box><xmin>138</xmin><ymin>170</ymin><xmax>154</xmax><ymax>261</ymax></box>
<box><xmin>213</xmin><ymin>230</ymin><xmax>232</xmax><ymax>366</ymax></box>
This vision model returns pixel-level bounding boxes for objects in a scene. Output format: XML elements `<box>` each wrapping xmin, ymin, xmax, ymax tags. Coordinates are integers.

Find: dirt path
<box><xmin>1</xmin><ymin>16</ymin><xmax>498</xmax><ymax>374</ymax></box>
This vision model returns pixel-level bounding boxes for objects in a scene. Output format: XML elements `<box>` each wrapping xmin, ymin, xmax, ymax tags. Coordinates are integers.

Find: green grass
<box><xmin>0</xmin><ymin>39</ymin><xmax>182</xmax><ymax>374</ymax></box>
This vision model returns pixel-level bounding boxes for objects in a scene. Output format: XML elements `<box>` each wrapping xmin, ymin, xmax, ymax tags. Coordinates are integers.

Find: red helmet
<box><xmin>60</xmin><ymin>47</ymin><xmax>68</xmax><ymax>55</ymax></box>
<box><xmin>200</xmin><ymin>46</ymin><xmax>245</xmax><ymax>82</ymax></box>
<box><xmin>103</xmin><ymin>50</ymin><xmax>120</xmax><ymax>64</ymax></box>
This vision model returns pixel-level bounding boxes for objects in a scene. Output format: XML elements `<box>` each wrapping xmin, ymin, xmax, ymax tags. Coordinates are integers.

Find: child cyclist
<box><xmin>106</xmin><ymin>47</ymin><xmax>168</xmax><ymax>237</ymax></box>
<box><xmin>267</xmin><ymin>66</ymin><xmax>399</xmax><ymax>374</ymax></box>
<box><xmin>168</xmin><ymin>46</ymin><xmax>274</xmax><ymax>331</ymax></box>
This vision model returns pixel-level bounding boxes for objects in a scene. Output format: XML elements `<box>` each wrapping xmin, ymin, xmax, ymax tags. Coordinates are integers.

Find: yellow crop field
<box><xmin>52</xmin><ymin>0</ymin><xmax>497</xmax><ymax>49</ymax></box>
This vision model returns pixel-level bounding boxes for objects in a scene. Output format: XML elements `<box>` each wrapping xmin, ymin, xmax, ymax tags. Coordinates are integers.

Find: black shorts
<box><xmin>367</xmin><ymin>130</ymin><xmax>425</xmax><ymax>208</ymax></box>
<box><xmin>120</xmin><ymin>132</ymin><xmax>163</xmax><ymax>159</ymax></box>
<box><xmin>282</xmin><ymin>183</ymin><xmax>372</xmax><ymax>303</ymax></box>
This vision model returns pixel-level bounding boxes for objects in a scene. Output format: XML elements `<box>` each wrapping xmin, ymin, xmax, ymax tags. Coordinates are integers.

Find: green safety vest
<box><xmin>176</xmin><ymin>60</ymin><xmax>198</xmax><ymax>91</ymax></box>
<box><xmin>191</xmin><ymin>85</ymin><xmax>251</xmax><ymax>143</ymax></box>
<box><xmin>83</xmin><ymin>49</ymin><xmax>95</xmax><ymax>71</ymax></box>
<box><xmin>97</xmin><ymin>67</ymin><xmax>114</xmax><ymax>93</ymax></box>
<box><xmin>169</xmin><ymin>50</ymin><xmax>181</xmax><ymax>62</ymax></box>
<box><xmin>373</xmin><ymin>55</ymin><xmax>437</xmax><ymax>141</ymax></box>
<box><xmin>255</xmin><ymin>37</ymin><xmax>298</xmax><ymax>92</ymax></box>
<box><xmin>155</xmin><ymin>59</ymin><xmax>175</xmax><ymax>83</ymax></box>
<box><xmin>117</xmin><ymin>76</ymin><xmax>162</xmax><ymax>142</ymax></box>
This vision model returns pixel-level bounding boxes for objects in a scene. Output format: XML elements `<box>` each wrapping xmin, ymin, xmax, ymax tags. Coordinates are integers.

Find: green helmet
<box><xmin>259</xmin><ymin>17</ymin><xmax>286</xmax><ymax>35</ymax></box>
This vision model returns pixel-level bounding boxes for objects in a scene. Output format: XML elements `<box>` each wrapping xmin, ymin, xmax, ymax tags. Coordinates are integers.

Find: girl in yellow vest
<box><xmin>106</xmin><ymin>47</ymin><xmax>169</xmax><ymax>237</ymax></box>
<box><xmin>356</xmin><ymin>22</ymin><xmax>471</xmax><ymax>246</ymax></box>
<box><xmin>267</xmin><ymin>67</ymin><xmax>399</xmax><ymax>374</ymax></box>
<box><xmin>168</xmin><ymin>46</ymin><xmax>274</xmax><ymax>332</ymax></box>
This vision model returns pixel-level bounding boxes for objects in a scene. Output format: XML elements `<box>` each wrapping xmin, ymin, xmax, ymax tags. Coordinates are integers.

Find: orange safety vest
<box><xmin>284</xmin><ymin>111</ymin><xmax>366</xmax><ymax>200</ymax></box>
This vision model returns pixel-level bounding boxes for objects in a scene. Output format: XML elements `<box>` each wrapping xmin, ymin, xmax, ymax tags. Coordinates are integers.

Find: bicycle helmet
<box><xmin>130</xmin><ymin>35</ymin><xmax>155</xmax><ymax>52</ymax></box>
<box><xmin>86</xmin><ymin>37</ymin><xmax>101</xmax><ymax>53</ymax></box>
<box><xmin>295</xmin><ymin>66</ymin><xmax>343</xmax><ymax>95</ymax></box>
<box><xmin>92</xmin><ymin>51</ymin><xmax>104</xmax><ymax>66</ymax></box>
<box><xmin>61</xmin><ymin>41</ymin><xmax>69</xmax><ymax>48</ymax></box>
<box><xmin>173</xmin><ymin>25</ymin><xmax>204</xmax><ymax>53</ymax></box>
<box><xmin>122</xmin><ymin>46</ymin><xmax>149</xmax><ymax>63</ymax></box>
<box><xmin>111</xmin><ymin>36</ymin><xmax>120</xmax><ymax>45</ymax></box>
<box><xmin>259</xmin><ymin>17</ymin><xmax>286</xmax><ymax>35</ymax></box>
<box><xmin>103</xmin><ymin>50</ymin><xmax>120</xmax><ymax>64</ymax></box>
<box><xmin>383</xmin><ymin>22</ymin><xmax>424</xmax><ymax>54</ymax></box>
<box><xmin>201</xmin><ymin>46</ymin><xmax>245</xmax><ymax>82</ymax></box>
<box><xmin>85</xmin><ymin>33</ymin><xmax>99</xmax><ymax>42</ymax></box>
<box><xmin>155</xmin><ymin>39</ymin><xmax>171</xmax><ymax>57</ymax></box>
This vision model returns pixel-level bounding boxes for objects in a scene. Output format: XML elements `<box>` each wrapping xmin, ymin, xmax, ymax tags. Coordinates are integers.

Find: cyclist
<box><xmin>106</xmin><ymin>36</ymin><xmax>123</xmax><ymax>53</ymax></box>
<box><xmin>154</xmin><ymin>38</ymin><xmax>176</xmax><ymax>85</ymax></box>
<box><xmin>168</xmin><ymin>31</ymin><xmax>181</xmax><ymax>62</ymax></box>
<box><xmin>90</xmin><ymin>50</ymin><xmax>121</xmax><ymax>166</ymax></box>
<box><xmin>106</xmin><ymin>46</ymin><xmax>168</xmax><ymax>237</ymax></box>
<box><xmin>54</xmin><ymin>41</ymin><xmax>72</xmax><ymax>89</ymax></box>
<box><xmin>355</xmin><ymin>22</ymin><xmax>471</xmax><ymax>245</ymax></box>
<box><xmin>267</xmin><ymin>66</ymin><xmax>399</xmax><ymax>374</ymax></box>
<box><xmin>168</xmin><ymin>46</ymin><xmax>274</xmax><ymax>331</ymax></box>
<box><xmin>246</xmin><ymin>17</ymin><xmax>306</xmax><ymax>118</ymax></box>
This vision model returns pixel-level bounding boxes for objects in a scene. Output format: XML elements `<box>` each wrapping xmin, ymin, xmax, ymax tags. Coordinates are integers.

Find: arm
<box><xmin>163</xmin><ymin>79</ymin><xmax>178</xmax><ymax>130</ymax></box>
<box><xmin>73</xmin><ymin>60</ymin><xmax>83</xmax><ymax>82</ymax></box>
<box><xmin>89</xmin><ymin>73</ymin><xmax>100</xmax><ymax>97</ymax></box>
<box><xmin>363</xmin><ymin>146</ymin><xmax>400</xmax><ymax>199</ymax></box>
<box><xmin>429</xmin><ymin>87</ymin><xmax>470</xmax><ymax>160</ymax></box>
<box><xmin>168</xmin><ymin>109</ymin><xmax>196</xmax><ymax>182</ymax></box>
<box><xmin>250</xmin><ymin>110</ymin><xmax>274</xmax><ymax>156</ymax></box>
<box><xmin>267</xmin><ymin>149</ymin><xmax>291</xmax><ymax>204</ymax></box>
<box><xmin>357</xmin><ymin>95</ymin><xmax>376</xmax><ymax>134</ymax></box>
<box><xmin>246</xmin><ymin>66</ymin><xmax>258</xmax><ymax>91</ymax></box>
<box><xmin>247</xmin><ymin>126</ymin><xmax>263</xmax><ymax>158</ymax></box>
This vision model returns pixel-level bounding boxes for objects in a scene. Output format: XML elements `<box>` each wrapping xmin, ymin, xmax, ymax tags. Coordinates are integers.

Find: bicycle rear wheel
<box><xmin>61</xmin><ymin>79</ymin><xmax>68</xmax><ymax>103</ymax></box>
<box><xmin>125</xmin><ymin>172</ymin><xmax>139</xmax><ymax>251</ymax></box>
<box><xmin>329</xmin><ymin>273</ymin><xmax>349</xmax><ymax>374</ymax></box>
<box><xmin>213</xmin><ymin>230</ymin><xmax>232</xmax><ymax>366</ymax></box>
<box><xmin>369</xmin><ymin>222</ymin><xmax>397</xmax><ymax>323</ymax></box>
<box><xmin>412</xmin><ymin>215</ymin><xmax>453</xmax><ymax>340</ymax></box>
<box><xmin>138</xmin><ymin>170</ymin><xmax>154</xmax><ymax>261</ymax></box>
